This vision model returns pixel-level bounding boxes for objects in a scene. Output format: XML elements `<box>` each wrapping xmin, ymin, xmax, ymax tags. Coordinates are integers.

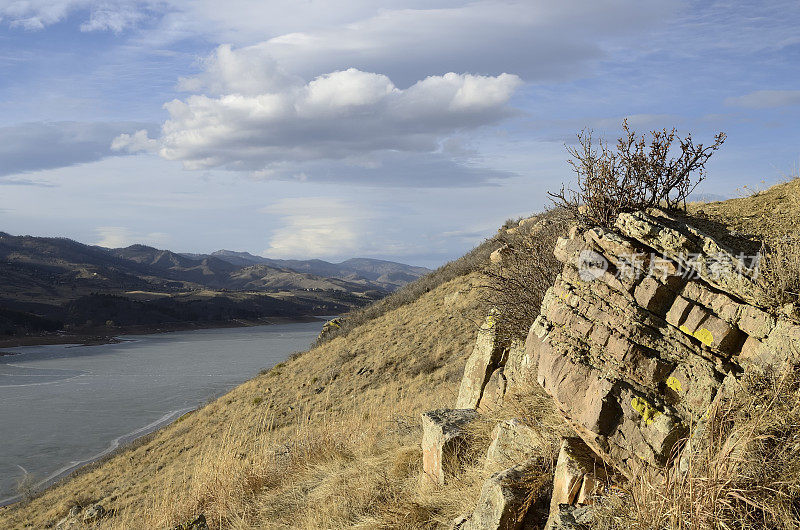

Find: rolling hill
<box><xmin>184</xmin><ymin>250</ymin><xmax>431</xmax><ymax>291</ymax></box>
<box><xmin>0</xmin><ymin>232</ymin><xmax>428</xmax><ymax>340</ymax></box>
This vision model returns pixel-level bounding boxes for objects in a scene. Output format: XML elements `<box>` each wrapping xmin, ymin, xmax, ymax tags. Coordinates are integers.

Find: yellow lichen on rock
<box><xmin>678</xmin><ymin>325</ymin><xmax>715</xmax><ymax>347</ymax></box>
<box><xmin>693</xmin><ymin>328</ymin><xmax>714</xmax><ymax>347</ymax></box>
<box><xmin>665</xmin><ymin>376</ymin><xmax>683</xmax><ymax>393</ymax></box>
<box><xmin>631</xmin><ymin>396</ymin><xmax>662</xmax><ymax>425</ymax></box>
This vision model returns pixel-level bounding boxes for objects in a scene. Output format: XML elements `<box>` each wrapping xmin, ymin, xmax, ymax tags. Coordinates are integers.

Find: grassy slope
<box><xmin>689</xmin><ymin>177</ymin><xmax>800</xmax><ymax>240</ymax></box>
<box><xmin>7</xmin><ymin>182</ymin><xmax>799</xmax><ymax>529</ymax></box>
<box><xmin>0</xmin><ymin>273</ymin><xmax>487</xmax><ymax>529</ymax></box>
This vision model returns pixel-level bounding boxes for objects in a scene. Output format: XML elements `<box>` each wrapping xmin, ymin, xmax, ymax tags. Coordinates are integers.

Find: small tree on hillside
<box><xmin>549</xmin><ymin>120</ymin><xmax>726</xmax><ymax>227</ymax></box>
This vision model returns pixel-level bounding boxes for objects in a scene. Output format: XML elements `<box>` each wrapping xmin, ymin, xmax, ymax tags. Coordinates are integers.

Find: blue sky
<box><xmin>0</xmin><ymin>0</ymin><xmax>798</xmax><ymax>267</ymax></box>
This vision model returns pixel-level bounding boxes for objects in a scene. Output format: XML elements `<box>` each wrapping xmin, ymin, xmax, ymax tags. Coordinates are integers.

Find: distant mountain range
<box><xmin>0</xmin><ymin>232</ymin><xmax>430</xmax><ymax>339</ymax></box>
<box><xmin>181</xmin><ymin>250</ymin><xmax>430</xmax><ymax>291</ymax></box>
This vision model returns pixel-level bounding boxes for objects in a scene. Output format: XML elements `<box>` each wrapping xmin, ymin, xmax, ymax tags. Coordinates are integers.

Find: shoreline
<box><xmin>0</xmin><ymin>315</ymin><xmax>325</xmax><ymax>354</ymax></box>
<box><xmin>0</xmin><ymin>317</ymin><xmax>328</xmax><ymax>509</ymax></box>
<box><xmin>0</xmin><ymin>407</ymin><xmax>196</xmax><ymax>508</ymax></box>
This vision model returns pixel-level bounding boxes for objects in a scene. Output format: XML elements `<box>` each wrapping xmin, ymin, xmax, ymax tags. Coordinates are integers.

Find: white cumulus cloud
<box><xmin>111</xmin><ymin>129</ymin><xmax>159</xmax><ymax>153</ymax></box>
<box><xmin>147</xmin><ymin>46</ymin><xmax>522</xmax><ymax>184</ymax></box>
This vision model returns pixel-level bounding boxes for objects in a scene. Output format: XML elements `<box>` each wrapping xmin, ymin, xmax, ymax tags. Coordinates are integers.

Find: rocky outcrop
<box><xmin>55</xmin><ymin>504</ymin><xmax>106</xmax><ymax>529</ymax></box>
<box><xmin>426</xmin><ymin>208</ymin><xmax>800</xmax><ymax>529</ymax></box>
<box><xmin>421</xmin><ymin>409</ymin><xmax>478</xmax><ymax>485</ymax></box>
<box><xmin>528</xmin><ymin>209</ymin><xmax>800</xmax><ymax>479</ymax></box>
<box><xmin>316</xmin><ymin>317</ymin><xmax>342</xmax><ymax>342</ymax></box>
<box><xmin>456</xmin><ymin>312</ymin><xmax>506</xmax><ymax>409</ymax></box>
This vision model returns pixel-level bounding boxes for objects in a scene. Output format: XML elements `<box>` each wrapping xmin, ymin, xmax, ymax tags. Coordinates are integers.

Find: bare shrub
<box><xmin>550</xmin><ymin>120</ymin><xmax>726</xmax><ymax>228</ymax></box>
<box><xmin>757</xmin><ymin>235</ymin><xmax>800</xmax><ymax>310</ymax></box>
<box><xmin>595</xmin><ymin>365</ymin><xmax>800</xmax><ymax>529</ymax></box>
<box><xmin>483</xmin><ymin>208</ymin><xmax>570</xmax><ymax>342</ymax></box>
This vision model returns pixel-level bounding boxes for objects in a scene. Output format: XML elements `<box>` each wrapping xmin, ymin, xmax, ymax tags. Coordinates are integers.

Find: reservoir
<box><xmin>0</xmin><ymin>322</ymin><xmax>321</xmax><ymax>504</ymax></box>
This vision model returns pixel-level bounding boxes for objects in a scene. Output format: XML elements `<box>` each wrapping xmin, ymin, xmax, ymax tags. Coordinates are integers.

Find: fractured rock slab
<box><xmin>421</xmin><ymin>408</ymin><xmax>478</xmax><ymax>485</ymax></box>
<box><xmin>486</xmin><ymin>419</ymin><xmax>543</xmax><ymax>470</ymax></box>
<box><xmin>461</xmin><ymin>461</ymin><xmax>538</xmax><ymax>530</ymax></box>
<box><xmin>548</xmin><ymin>437</ymin><xmax>607</xmax><ymax>520</ymax></box>
<box><xmin>456</xmin><ymin>312</ymin><xmax>505</xmax><ymax>409</ymax></box>
<box><xmin>479</xmin><ymin>367</ymin><xmax>508</xmax><ymax>412</ymax></box>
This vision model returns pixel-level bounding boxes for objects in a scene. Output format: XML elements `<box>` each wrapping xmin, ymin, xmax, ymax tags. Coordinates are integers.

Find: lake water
<box><xmin>0</xmin><ymin>322</ymin><xmax>321</xmax><ymax>504</ymax></box>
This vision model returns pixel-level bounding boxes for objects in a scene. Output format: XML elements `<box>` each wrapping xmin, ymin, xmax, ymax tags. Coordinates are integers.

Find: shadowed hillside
<box><xmin>0</xmin><ymin>233</ymin><xmax>426</xmax><ymax>341</ymax></box>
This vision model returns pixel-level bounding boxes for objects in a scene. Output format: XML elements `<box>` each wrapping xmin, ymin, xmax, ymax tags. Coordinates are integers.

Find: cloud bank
<box><xmin>261</xmin><ymin>197</ymin><xmax>368</xmax><ymax>258</ymax></box>
<box><xmin>94</xmin><ymin>226</ymin><xmax>170</xmax><ymax>248</ymax></box>
<box><xmin>117</xmin><ymin>52</ymin><xmax>522</xmax><ymax>185</ymax></box>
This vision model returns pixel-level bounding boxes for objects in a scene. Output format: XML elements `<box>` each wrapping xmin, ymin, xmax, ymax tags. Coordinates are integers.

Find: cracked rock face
<box><xmin>485</xmin><ymin>419</ymin><xmax>544</xmax><ymax>470</ymax></box>
<box><xmin>456</xmin><ymin>312</ymin><xmax>506</xmax><ymax>410</ymax></box>
<box><xmin>458</xmin><ymin>460</ymin><xmax>539</xmax><ymax>530</ymax></box>
<box><xmin>525</xmin><ymin>210</ymin><xmax>800</xmax><ymax>478</ymax></box>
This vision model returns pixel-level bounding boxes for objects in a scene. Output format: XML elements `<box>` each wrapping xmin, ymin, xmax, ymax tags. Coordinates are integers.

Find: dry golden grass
<box><xmin>0</xmin><ymin>273</ymin><xmax>488</xmax><ymax>529</ymax></box>
<box><xmin>757</xmin><ymin>234</ymin><xmax>800</xmax><ymax>309</ymax></box>
<box><xmin>594</xmin><ymin>365</ymin><xmax>800</xmax><ymax>529</ymax></box>
<box><xmin>689</xmin><ymin>177</ymin><xmax>800</xmax><ymax>241</ymax></box>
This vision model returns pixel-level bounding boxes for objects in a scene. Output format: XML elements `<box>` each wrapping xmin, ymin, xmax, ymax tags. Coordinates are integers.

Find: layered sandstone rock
<box><xmin>431</xmin><ymin>209</ymin><xmax>800</xmax><ymax>529</ymax></box>
<box><xmin>529</xmin><ymin>209</ymin><xmax>800</xmax><ymax>479</ymax></box>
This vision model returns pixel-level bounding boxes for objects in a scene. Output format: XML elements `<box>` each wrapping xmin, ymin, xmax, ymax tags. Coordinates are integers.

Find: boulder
<box><xmin>456</xmin><ymin>312</ymin><xmax>504</xmax><ymax>409</ymax></box>
<box><xmin>490</xmin><ymin>244</ymin><xmax>512</xmax><ymax>264</ymax></box>
<box><xmin>461</xmin><ymin>461</ymin><xmax>537</xmax><ymax>530</ymax></box>
<box><xmin>82</xmin><ymin>504</ymin><xmax>105</xmax><ymax>522</ymax></box>
<box><xmin>421</xmin><ymin>409</ymin><xmax>478</xmax><ymax>485</ymax></box>
<box><xmin>546</xmin><ymin>437</ymin><xmax>607</xmax><ymax>530</ymax></box>
<box><xmin>485</xmin><ymin>419</ymin><xmax>543</xmax><ymax>469</ymax></box>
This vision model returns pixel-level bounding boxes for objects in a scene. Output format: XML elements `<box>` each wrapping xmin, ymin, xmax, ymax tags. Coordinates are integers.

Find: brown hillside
<box><xmin>0</xmin><ymin>274</ymin><xmax>486</xmax><ymax>529</ymax></box>
<box><xmin>690</xmin><ymin>177</ymin><xmax>800</xmax><ymax>240</ymax></box>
